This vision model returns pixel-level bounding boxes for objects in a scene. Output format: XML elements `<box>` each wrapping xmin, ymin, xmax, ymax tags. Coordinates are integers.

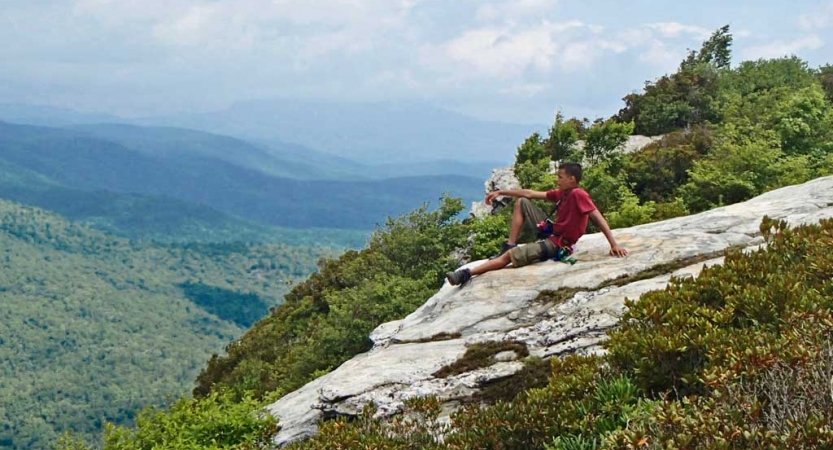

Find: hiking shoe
<box><xmin>490</xmin><ymin>241</ymin><xmax>516</xmax><ymax>260</ymax></box>
<box><xmin>446</xmin><ymin>268</ymin><xmax>472</xmax><ymax>286</ymax></box>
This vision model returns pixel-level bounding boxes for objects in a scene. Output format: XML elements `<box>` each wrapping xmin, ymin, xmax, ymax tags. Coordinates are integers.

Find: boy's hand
<box><xmin>485</xmin><ymin>190</ymin><xmax>503</xmax><ymax>205</ymax></box>
<box><xmin>610</xmin><ymin>245</ymin><xmax>629</xmax><ymax>257</ymax></box>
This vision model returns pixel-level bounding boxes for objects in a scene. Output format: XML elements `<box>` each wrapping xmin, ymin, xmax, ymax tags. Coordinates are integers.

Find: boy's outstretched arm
<box><xmin>485</xmin><ymin>189</ymin><xmax>548</xmax><ymax>204</ymax></box>
<box><xmin>588</xmin><ymin>210</ymin><xmax>629</xmax><ymax>257</ymax></box>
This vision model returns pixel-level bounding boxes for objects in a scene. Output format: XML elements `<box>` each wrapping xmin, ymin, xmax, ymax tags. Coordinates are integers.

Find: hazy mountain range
<box><xmin>0</xmin><ymin>120</ymin><xmax>489</xmax><ymax>244</ymax></box>
<box><xmin>0</xmin><ymin>100</ymin><xmax>540</xmax><ymax>167</ymax></box>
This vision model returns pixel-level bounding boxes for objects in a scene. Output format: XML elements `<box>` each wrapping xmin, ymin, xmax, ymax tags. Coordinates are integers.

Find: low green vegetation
<box><xmin>0</xmin><ymin>199</ymin><xmax>337</xmax><ymax>449</ymax></box>
<box><xmin>432</xmin><ymin>341</ymin><xmax>529</xmax><ymax>378</ymax></box>
<box><xmin>57</xmin><ymin>391</ymin><xmax>278</xmax><ymax>450</ymax></box>
<box><xmin>54</xmin><ymin>25</ymin><xmax>833</xmax><ymax>449</ymax></box>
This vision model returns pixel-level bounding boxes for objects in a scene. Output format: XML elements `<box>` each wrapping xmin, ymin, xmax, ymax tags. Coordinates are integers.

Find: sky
<box><xmin>0</xmin><ymin>0</ymin><xmax>831</xmax><ymax>125</ymax></box>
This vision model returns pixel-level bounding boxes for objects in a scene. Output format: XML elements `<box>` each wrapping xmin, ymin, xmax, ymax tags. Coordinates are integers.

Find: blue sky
<box><xmin>1</xmin><ymin>0</ymin><xmax>831</xmax><ymax>124</ymax></box>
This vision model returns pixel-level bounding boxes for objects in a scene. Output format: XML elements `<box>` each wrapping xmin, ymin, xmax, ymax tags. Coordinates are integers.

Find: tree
<box><xmin>545</xmin><ymin>112</ymin><xmax>581</xmax><ymax>162</ymax></box>
<box><xmin>626</xmin><ymin>127</ymin><xmax>713</xmax><ymax>202</ymax></box>
<box><xmin>582</xmin><ymin>119</ymin><xmax>634</xmax><ymax>164</ymax></box>
<box><xmin>820</xmin><ymin>64</ymin><xmax>833</xmax><ymax>103</ymax></box>
<box><xmin>514</xmin><ymin>133</ymin><xmax>548</xmax><ymax>166</ymax></box>
<box><xmin>679</xmin><ymin>136</ymin><xmax>783</xmax><ymax>212</ymax></box>
<box><xmin>681</xmin><ymin>24</ymin><xmax>732</xmax><ymax>70</ymax></box>
<box><xmin>616</xmin><ymin>26</ymin><xmax>731</xmax><ymax>134</ymax></box>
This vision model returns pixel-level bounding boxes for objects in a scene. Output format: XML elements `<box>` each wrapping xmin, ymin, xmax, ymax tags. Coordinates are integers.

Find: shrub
<box><xmin>433</xmin><ymin>341</ymin><xmax>529</xmax><ymax>378</ymax></box>
<box><xmin>604</xmin><ymin>186</ymin><xmax>656</xmax><ymax>229</ymax></box>
<box><xmin>626</xmin><ymin>127</ymin><xmax>713</xmax><ymax>202</ymax></box>
<box><xmin>546</xmin><ymin>113</ymin><xmax>583</xmax><ymax>163</ymax></box>
<box><xmin>468</xmin><ymin>208</ymin><xmax>512</xmax><ymax>260</ymax></box>
<box><xmin>57</xmin><ymin>391</ymin><xmax>277</xmax><ymax>450</ymax></box>
<box><xmin>582</xmin><ymin>120</ymin><xmax>634</xmax><ymax>164</ymax></box>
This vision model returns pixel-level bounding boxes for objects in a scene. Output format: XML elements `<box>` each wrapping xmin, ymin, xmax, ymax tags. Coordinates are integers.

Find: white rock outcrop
<box><xmin>268</xmin><ymin>176</ymin><xmax>833</xmax><ymax>446</ymax></box>
<box><xmin>470</xmin><ymin>166</ymin><xmax>521</xmax><ymax>218</ymax></box>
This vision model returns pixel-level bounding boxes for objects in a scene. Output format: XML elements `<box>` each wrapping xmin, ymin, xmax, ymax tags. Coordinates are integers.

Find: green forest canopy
<box><xmin>0</xmin><ymin>198</ymin><xmax>338</xmax><ymax>449</ymax></box>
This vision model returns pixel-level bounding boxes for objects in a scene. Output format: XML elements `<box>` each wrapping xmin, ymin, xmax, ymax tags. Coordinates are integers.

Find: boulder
<box><xmin>268</xmin><ymin>176</ymin><xmax>833</xmax><ymax>446</ymax></box>
<box><xmin>470</xmin><ymin>166</ymin><xmax>520</xmax><ymax>218</ymax></box>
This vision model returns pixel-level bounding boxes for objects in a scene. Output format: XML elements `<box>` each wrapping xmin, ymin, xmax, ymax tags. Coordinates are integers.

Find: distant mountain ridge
<box><xmin>137</xmin><ymin>99</ymin><xmax>538</xmax><ymax>165</ymax></box>
<box><xmin>70</xmin><ymin>123</ymin><xmax>329</xmax><ymax>180</ymax></box>
<box><xmin>0</xmin><ymin>121</ymin><xmax>484</xmax><ymax>240</ymax></box>
<box><xmin>0</xmin><ymin>100</ymin><xmax>539</xmax><ymax>167</ymax></box>
<box><xmin>72</xmin><ymin>123</ymin><xmax>502</xmax><ymax>181</ymax></box>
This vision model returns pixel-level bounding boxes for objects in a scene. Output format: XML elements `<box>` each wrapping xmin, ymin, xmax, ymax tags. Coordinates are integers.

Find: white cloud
<box><xmin>498</xmin><ymin>82</ymin><xmax>550</xmax><ymax>97</ymax></box>
<box><xmin>426</xmin><ymin>25</ymin><xmax>558</xmax><ymax>78</ymax></box>
<box><xmin>475</xmin><ymin>0</ymin><xmax>558</xmax><ymax>23</ymax></box>
<box><xmin>6</xmin><ymin>0</ymin><xmax>827</xmax><ymax>124</ymax></box>
<box><xmin>618</xmin><ymin>28</ymin><xmax>653</xmax><ymax>47</ymax></box>
<box><xmin>596</xmin><ymin>39</ymin><xmax>628</xmax><ymax>53</ymax></box>
<box><xmin>799</xmin><ymin>2</ymin><xmax>833</xmax><ymax>29</ymax></box>
<box><xmin>549</xmin><ymin>20</ymin><xmax>587</xmax><ymax>33</ymax></box>
<box><xmin>365</xmin><ymin>69</ymin><xmax>423</xmax><ymax>92</ymax></box>
<box><xmin>420</xmin><ymin>20</ymin><xmax>631</xmax><ymax>80</ymax></box>
<box><xmin>646</xmin><ymin>22</ymin><xmax>711</xmax><ymax>39</ymax></box>
<box><xmin>742</xmin><ymin>35</ymin><xmax>824</xmax><ymax>59</ymax></box>
<box><xmin>73</xmin><ymin>0</ymin><xmax>417</xmax><ymax>54</ymax></box>
<box><xmin>639</xmin><ymin>39</ymin><xmax>680</xmax><ymax>69</ymax></box>
<box><xmin>559</xmin><ymin>41</ymin><xmax>596</xmax><ymax>70</ymax></box>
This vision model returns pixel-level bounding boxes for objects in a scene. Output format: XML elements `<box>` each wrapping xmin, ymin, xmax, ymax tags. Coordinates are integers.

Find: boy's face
<box><xmin>557</xmin><ymin>169</ymin><xmax>577</xmax><ymax>190</ymax></box>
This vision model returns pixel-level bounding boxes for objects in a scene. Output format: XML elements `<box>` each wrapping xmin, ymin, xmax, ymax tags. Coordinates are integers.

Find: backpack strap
<box><xmin>546</xmin><ymin>189</ymin><xmax>575</xmax><ymax>220</ymax></box>
<box><xmin>538</xmin><ymin>240</ymin><xmax>552</xmax><ymax>262</ymax></box>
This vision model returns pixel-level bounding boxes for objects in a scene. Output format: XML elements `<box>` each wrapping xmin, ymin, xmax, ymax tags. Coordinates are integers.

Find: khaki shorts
<box><xmin>508</xmin><ymin>239</ymin><xmax>558</xmax><ymax>268</ymax></box>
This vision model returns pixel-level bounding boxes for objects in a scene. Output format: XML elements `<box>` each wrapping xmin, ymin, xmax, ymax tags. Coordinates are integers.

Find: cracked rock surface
<box><xmin>267</xmin><ymin>176</ymin><xmax>833</xmax><ymax>446</ymax></box>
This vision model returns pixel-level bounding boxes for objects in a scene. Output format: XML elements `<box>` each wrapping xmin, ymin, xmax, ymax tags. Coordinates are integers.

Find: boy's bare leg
<box><xmin>508</xmin><ymin>198</ymin><xmax>526</xmax><ymax>244</ymax></box>
<box><xmin>447</xmin><ymin>249</ymin><xmax>512</xmax><ymax>286</ymax></box>
<box><xmin>470</xmin><ymin>252</ymin><xmax>511</xmax><ymax>276</ymax></box>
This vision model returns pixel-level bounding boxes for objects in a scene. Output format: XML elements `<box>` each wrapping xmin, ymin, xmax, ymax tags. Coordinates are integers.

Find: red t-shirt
<box><xmin>544</xmin><ymin>188</ymin><xmax>597</xmax><ymax>247</ymax></box>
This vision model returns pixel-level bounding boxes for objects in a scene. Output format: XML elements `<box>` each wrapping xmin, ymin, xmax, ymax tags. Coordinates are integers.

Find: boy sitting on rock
<box><xmin>446</xmin><ymin>162</ymin><xmax>629</xmax><ymax>286</ymax></box>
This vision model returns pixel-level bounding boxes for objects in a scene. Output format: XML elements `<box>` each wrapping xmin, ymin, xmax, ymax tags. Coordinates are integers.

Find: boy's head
<box><xmin>557</xmin><ymin>162</ymin><xmax>582</xmax><ymax>189</ymax></box>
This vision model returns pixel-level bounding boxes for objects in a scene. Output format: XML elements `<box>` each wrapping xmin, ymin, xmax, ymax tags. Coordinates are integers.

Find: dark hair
<box><xmin>558</xmin><ymin>162</ymin><xmax>583</xmax><ymax>183</ymax></box>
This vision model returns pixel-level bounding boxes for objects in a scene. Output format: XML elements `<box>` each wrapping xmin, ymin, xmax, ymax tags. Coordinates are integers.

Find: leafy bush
<box><xmin>468</xmin><ymin>208</ymin><xmax>512</xmax><ymax>260</ymax></box>
<box><xmin>546</xmin><ymin>113</ymin><xmax>583</xmax><ymax>162</ymax></box>
<box><xmin>515</xmin><ymin>159</ymin><xmax>553</xmax><ymax>190</ymax></box>
<box><xmin>609</xmin><ymin>216</ymin><xmax>833</xmax><ymax>395</ymax></box>
<box><xmin>287</xmin><ymin>397</ymin><xmax>448</xmax><ymax>450</ymax></box>
<box><xmin>515</xmin><ymin>133</ymin><xmax>549</xmax><ymax>166</ymax></box>
<box><xmin>626</xmin><ymin>126</ymin><xmax>713</xmax><ymax>202</ymax></box>
<box><xmin>433</xmin><ymin>341</ymin><xmax>529</xmax><ymax>378</ymax></box>
<box><xmin>615</xmin><ymin>26</ymin><xmax>730</xmax><ymax>135</ymax></box>
<box><xmin>603</xmin><ymin>186</ymin><xmax>656</xmax><ymax>229</ymax></box>
<box><xmin>578</xmin><ymin>163</ymin><xmax>626</xmax><ymax>215</ymax></box>
<box><xmin>582</xmin><ymin>120</ymin><xmax>634</xmax><ymax>164</ymax></box>
<box><xmin>679</xmin><ymin>136</ymin><xmax>783</xmax><ymax>211</ymax></box>
<box><xmin>59</xmin><ymin>391</ymin><xmax>277</xmax><ymax>450</ymax></box>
